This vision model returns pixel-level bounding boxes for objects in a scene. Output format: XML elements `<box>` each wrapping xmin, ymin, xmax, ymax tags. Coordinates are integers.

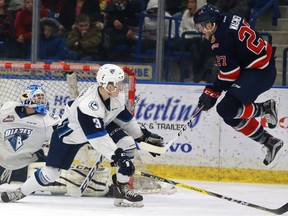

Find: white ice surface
<box><xmin>1</xmin><ymin>180</ymin><xmax>288</xmax><ymax>216</ymax></box>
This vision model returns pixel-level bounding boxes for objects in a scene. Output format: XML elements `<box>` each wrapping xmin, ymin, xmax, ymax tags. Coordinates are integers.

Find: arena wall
<box><xmin>135</xmin><ymin>83</ymin><xmax>288</xmax><ymax>184</ymax></box>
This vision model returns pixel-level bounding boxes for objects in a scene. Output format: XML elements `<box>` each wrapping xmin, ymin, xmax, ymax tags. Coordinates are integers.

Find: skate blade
<box><xmin>114</xmin><ymin>199</ymin><xmax>144</xmax><ymax>208</ymax></box>
<box><xmin>267</xmin><ymin>143</ymin><xmax>288</xmax><ymax>169</ymax></box>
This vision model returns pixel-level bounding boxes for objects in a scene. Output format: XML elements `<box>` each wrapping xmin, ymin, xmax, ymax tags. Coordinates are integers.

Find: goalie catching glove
<box><xmin>198</xmin><ymin>85</ymin><xmax>221</xmax><ymax>111</ymax></box>
<box><xmin>111</xmin><ymin>148</ymin><xmax>135</xmax><ymax>176</ymax></box>
<box><xmin>136</xmin><ymin>126</ymin><xmax>164</xmax><ymax>157</ymax></box>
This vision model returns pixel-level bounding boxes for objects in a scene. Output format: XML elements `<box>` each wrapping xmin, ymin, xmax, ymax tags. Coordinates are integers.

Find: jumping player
<box><xmin>0</xmin><ymin>84</ymin><xmax>60</xmax><ymax>184</ymax></box>
<box><xmin>0</xmin><ymin>64</ymin><xmax>164</xmax><ymax>207</ymax></box>
<box><xmin>193</xmin><ymin>4</ymin><xmax>287</xmax><ymax>167</ymax></box>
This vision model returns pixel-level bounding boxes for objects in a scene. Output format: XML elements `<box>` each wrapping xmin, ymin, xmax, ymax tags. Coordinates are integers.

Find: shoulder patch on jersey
<box><xmin>229</xmin><ymin>15</ymin><xmax>241</xmax><ymax>30</ymax></box>
<box><xmin>88</xmin><ymin>101</ymin><xmax>99</xmax><ymax>111</ymax></box>
<box><xmin>3</xmin><ymin>115</ymin><xmax>15</xmax><ymax>122</ymax></box>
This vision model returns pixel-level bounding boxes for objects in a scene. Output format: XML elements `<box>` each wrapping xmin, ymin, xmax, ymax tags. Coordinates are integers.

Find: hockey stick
<box><xmin>138</xmin><ymin>105</ymin><xmax>204</xmax><ymax>154</ymax></box>
<box><xmin>135</xmin><ymin>170</ymin><xmax>288</xmax><ymax>215</ymax></box>
<box><xmin>68</xmin><ymin>154</ymin><xmax>104</xmax><ymax>197</ymax></box>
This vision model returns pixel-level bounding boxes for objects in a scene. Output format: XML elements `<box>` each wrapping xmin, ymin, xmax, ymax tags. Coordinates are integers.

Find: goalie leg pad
<box><xmin>66</xmin><ymin>166</ymin><xmax>111</xmax><ymax>197</ymax></box>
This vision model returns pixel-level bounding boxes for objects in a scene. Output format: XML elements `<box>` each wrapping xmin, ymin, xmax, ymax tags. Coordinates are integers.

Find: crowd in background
<box><xmin>0</xmin><ymin>0</ymin><xmax>271</xmax><ymax>82</ymax></box>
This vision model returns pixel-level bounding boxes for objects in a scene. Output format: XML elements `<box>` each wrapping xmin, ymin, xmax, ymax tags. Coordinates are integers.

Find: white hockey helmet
<box><xmin>20</xmin><ymin>84</ymin><xmax>47</xmax><ymax>114</ymax></box>
<box><xmin>96</xmin><ymin>64</ymin><xmax>125</xmax><ymax>91</ymax></box>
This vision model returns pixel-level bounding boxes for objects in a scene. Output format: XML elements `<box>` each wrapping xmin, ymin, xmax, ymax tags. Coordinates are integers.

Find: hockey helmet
<box><xmin>194</xmin><ymin>4</ymin><xmax>221</xmax><ymax>26</ymax></box>
<box><xmin>96</xmin><ymin>64</ymin><xmax>125</xmax><ymax>91</ymax></box>
<box><xmin>20</xmin><ymin>84</ymin><xmax>47</xmax><ymax>114</ymax></box>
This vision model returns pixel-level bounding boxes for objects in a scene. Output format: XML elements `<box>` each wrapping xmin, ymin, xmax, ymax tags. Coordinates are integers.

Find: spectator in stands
<box><xmin>0</xmin><ymin>0</ymin><xmax>17</xmax><ymax>58</ymax></box>
<box><xmin>41</xmin><ymin>0</ymin><xmax>64</xmax><ymax>15</ymax></box>
<box><xmin>14</xmin><ymin>0</ymin><xmax>49</xmax><ymax>58</ymax></box>
<box><xmin>99</xmin><ymin>0</ymin><xmax>110</xmax><ymax>12</ymax></box>
<box><xmin>7</xmin><ymin>0</ymin><xmax>24</xmax><ymax>20</ymax></box>
<box><xmin>179</xmin><ymin>0</ymin><xmax>215</xmax><ymax>83</ymax></box>
<box><xmin>166</xmin><ymin>0</ymin><xmax>187</xmax><ymax>17</ymax></box>
<box><xmin>38</xmin><ymin>18</ymin><xmax>67</xmax><ymax>60</ymax></box>
<box><xmin>58</xmin><ymin>0</ymin><xmax>103</xmax><ymax>37</ymax></box>
<box><xmin>66</xmin><ymin>14</ymin><xmax>102</xmax><ymax>61</ymax></box>
<box><xmin>141</xmin><ymin>0</ymin><xmax>176</xmax><ymax>47</ymax></box>
<box><xmin>216</xmin><ymin>0</ymin><xmax>250</xmax><ymax>21</ymax></box>
<box><xmin>102</xmin><ymin>0</ymin><xmax>142</xmax><ymax>61</ymax></box>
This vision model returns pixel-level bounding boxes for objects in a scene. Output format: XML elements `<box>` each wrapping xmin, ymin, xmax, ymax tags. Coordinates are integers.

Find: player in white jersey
<box><xmin>0</xmin><ymin>64</ymin><xmax>163</xmax><ymax>207</ymax></box>
<box><xmin>0</xmin><ymin>84</ymin><xmax>60</xmax><ymax>184</ymax></box>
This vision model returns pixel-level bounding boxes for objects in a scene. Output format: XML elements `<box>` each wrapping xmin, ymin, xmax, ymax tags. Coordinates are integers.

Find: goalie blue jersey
<box><xmin>211</xmin><ymin>13</ymin><xmax>273</xmax><ymax>90</ymax></box>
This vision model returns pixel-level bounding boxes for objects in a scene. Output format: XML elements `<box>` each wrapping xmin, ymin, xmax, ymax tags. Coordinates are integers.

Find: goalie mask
<box><xmin>20</xmin><ymin>84</ymin><xmax>47</xmax><ymax>114</ymax></box>
<box><xmin>96</xmin><ymin>64</ymin><xmax>125</xmax><ymax>93</ymax></box>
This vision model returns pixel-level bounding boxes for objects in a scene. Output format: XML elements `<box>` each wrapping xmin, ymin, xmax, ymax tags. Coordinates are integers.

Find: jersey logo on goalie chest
<box><xmin>4</xmin><ymin>128</ymin><xmax>32</xmax><ymax>151</ymax></box>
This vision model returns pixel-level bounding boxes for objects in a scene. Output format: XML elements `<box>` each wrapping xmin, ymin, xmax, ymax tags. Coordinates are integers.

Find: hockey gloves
<box><xmin>198</xmin><ymin>85</ymin><xmax>221</xmax><ymax>111</ymax></box>
<box><xmin>111</xmin><ymin>148</ymin><xmax>135</xmax><ymax>176</ymax></box>
<box><xmin>135</xmin><ymin>126</ymin><xmax>164</xmax><ymax>157</ymax></box>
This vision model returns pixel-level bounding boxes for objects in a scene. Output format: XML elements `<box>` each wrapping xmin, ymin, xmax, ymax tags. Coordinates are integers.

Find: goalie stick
<box><xmin>138</xmin><ymin>105</ymin><xmax>204</xmax><ymax>154</ymax></box>
<box><xmin>135</xmin><ymin>170</ymin><xmax>288</xmax><ymax>215</ymax></box>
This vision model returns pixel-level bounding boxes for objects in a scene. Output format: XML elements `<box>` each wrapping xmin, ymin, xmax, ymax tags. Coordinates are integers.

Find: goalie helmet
<box><xmin>20</xmin><ymin>84</ymin><xmax>47</xmax><ymax>114</ymax></box>
<box><xmin>194</xmin><ymin>4</ymin><xmax>221</xmax><ymax>25</ymax></box>
<box><xmin>96</xmin><ymin>64</ymin><xmax>125</xmax><ymax>91</ymax></box>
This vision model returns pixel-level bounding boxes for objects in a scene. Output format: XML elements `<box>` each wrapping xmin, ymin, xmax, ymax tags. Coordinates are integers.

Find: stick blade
<box><xmin>138</xmin><ymin>142</ymin><xmax>167</xmax><ymax>154</ymax></box>
<box><xmin>273</xmin><ymin>202</ymin><xmax>288</xmax><ymax>215</ymax></box>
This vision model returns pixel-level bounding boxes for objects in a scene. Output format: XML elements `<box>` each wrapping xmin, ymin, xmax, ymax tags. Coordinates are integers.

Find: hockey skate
<box><xmin>112</xmin><ymin>174</ymin><xmax>143</xmax><ymax>207</ymax></box>
<box><xmin>0</xmin><ymin>188</ymin><xmax>25</xmax><ymax>203</ymax></box>
<box><xmin>263</xmin><ymin>136</ymin><xmax>288</xmax><ymax>168</ymax></box>
<box><xmin>263</xmin><ymin>99</ymin><xmax>278</xmax><ymax>129</ymax></box>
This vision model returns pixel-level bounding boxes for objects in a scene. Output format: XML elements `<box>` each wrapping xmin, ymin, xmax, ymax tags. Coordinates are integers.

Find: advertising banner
<box><xmin>135</xmin><ymin>84</ymin><xmax>288</xmax><ymax>171</ymax></box>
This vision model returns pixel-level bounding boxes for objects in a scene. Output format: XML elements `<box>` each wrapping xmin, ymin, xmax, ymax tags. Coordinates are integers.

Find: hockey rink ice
<box><xmin>1</xmin><ymin>180</ymin><xmax>288</xmax><ymax>216</ymax></box>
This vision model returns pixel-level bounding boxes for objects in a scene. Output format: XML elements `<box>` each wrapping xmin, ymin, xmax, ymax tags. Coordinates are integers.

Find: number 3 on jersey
<box><xmin>93</xmin><ymin>118</ymin><xmax>102</xmax><ymax>128</ymax></box>
<box><xmin>238</xmin><ymin>20</ymin><xmax>265</xmax><ymax>55</ymax></box>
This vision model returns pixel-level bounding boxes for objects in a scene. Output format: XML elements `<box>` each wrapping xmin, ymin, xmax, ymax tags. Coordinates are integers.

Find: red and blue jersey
<box><xmin>211</xmin><ymin>13</ymin><xmax>273</xmax><ymax>91</ymax></box>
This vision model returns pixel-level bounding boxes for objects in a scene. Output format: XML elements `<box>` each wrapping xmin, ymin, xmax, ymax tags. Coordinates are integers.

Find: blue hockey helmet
<box><xmin>194</xmin><ymin>4</ymin><xmax>221</xmax><ymax>25</ymax></box>
<box><xmin>20</xmin><ymin>84</ymin><xmax>47</xmax><ymax>114</ymax></box>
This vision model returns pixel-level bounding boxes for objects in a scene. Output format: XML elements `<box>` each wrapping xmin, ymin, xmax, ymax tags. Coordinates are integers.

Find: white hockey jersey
<box><xmin>0</xmin><ymin>102</ymin><xmax>60</xmax><ymax>170</ymax></box>
<box><xmin>59</xmin><ymin>84</ymin><xmax>143</xmax><ymax>160</ymax></box>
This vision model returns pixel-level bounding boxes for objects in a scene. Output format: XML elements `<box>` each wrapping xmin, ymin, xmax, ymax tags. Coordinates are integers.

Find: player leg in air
<box><xmin>216</xmin><ymin>93</ymin><xmax>284</xmax><ymax>167</ymax></box>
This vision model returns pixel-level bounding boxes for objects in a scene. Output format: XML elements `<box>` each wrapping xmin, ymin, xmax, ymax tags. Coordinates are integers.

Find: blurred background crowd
<box><xmin>0</xmin><ymin>0</ymin><xmax>280</xmax><ymax>83</ymax></box>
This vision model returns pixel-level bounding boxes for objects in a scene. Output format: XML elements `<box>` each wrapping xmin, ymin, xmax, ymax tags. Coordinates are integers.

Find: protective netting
<box><xmin>0</xmin><ymin>62</ymin><xmax>134</xmax><ymax>116</ymax></box>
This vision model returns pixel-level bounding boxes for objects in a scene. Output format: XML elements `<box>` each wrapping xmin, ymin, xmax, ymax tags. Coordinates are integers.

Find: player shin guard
<box><xmin>234</xmin><ymin>118</ymin><xmax>262</xmax><ymax>139</ymax></box>
<box><xmin>238</xmin><ymin>100</ymin><xmax>278</xmax><ymax>129</ymax></box>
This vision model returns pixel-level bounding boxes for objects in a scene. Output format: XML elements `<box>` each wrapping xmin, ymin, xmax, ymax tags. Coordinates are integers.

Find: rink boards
<box><xmin>1</xmin><ymin>73</ymin><xmax>288</xmax><ymax>184</ymax></box>
<box><xmin>134</xmin><ymin>83</ymin><xmax>288</xmax><ymax>184</ymax></box>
